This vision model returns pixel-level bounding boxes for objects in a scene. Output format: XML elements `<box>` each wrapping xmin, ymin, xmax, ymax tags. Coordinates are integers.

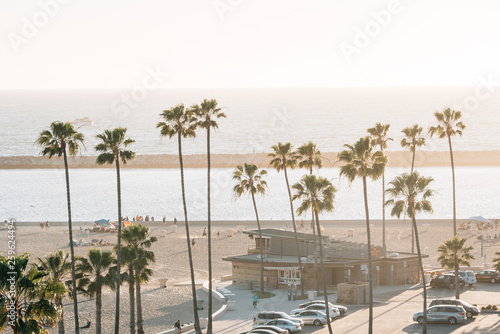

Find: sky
<box><xmin>1</xmin><ymin>0</ymin><xmax>499</xmax><ymax>89</ymax></box>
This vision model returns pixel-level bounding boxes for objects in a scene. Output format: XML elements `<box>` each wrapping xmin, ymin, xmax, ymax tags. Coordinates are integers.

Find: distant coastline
<box><xmin>1</xmin><ymin>150</ymin><xmax>500</xmax><ymax>169</ymax></box>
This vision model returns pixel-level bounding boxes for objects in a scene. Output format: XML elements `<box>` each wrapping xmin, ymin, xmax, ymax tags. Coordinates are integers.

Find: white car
<box><xmin>298</xmin><ymin>300</ymin><xmax>348</xmax><ymax>315</ymax></box>
<box><xmin>262</xmin><ymin>319</ymin><xmax>302</xmax><ymax>332</ymax></box>
<box><xmin>293</xmin><ymin>310</ymin><xmax>331</xmax><ymax>326</ymax></box>
<box><xmin>291</xmin><ymin>304</ymin><xmax>340</xmax><ymax>318</ymax></box>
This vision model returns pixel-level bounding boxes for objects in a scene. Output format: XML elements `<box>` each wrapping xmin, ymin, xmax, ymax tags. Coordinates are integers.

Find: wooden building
<box><xmin>223</xmin><ymin>229</ymin><xmax>425</xmax><ymax>290</ymax></box>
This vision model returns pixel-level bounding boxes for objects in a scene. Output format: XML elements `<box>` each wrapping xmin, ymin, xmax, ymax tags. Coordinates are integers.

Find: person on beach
<box><xmin>252</xmin><ymin>292</ymin><xmax>258</xmax><ymax>308</ymax></box>
<box><xmin>174</xmin><ymin>320</ymin><xmax>182</xmax><ymax>332</ymax></box>
<box><xmin>301</xmin><ymin>219</ymin><xmax>304</xmax><ymax>229</ymax></box>
<box><xmin>40</xmin><ymin>222</ymin><xmax>44</xmax><ymax>230</ymax></box>
<box><xmin>80</xmin><ymin>319</ymin><xmax>91</xmax><ymax>329</ymax></box>
<box><xmin>45</xmin><ymin>221</ymin><xmax>49</xmax><ymax>229</ymax></box>
<box><xmin>174</xmin><ymin>217</ymin><xmax>177</xmax><ymax>225</ymax></box>
<box><xmin>163</xmin><ymin>216</ymin><xmax>166</xmax><ymax>226</ymax></box>
<box><xmin>202</xmin><ymin>228</ymin><xmax>207</xmax><ymax>237</ymax></box>
<box><xmin>191</xmin><ymin>238</ymin><xmax>196</xmax><ymax>248</ymax></box>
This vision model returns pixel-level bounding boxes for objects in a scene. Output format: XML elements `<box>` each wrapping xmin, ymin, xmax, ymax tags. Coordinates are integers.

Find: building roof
<box><xmin>222</xmin><ymin>254</ymin><xmax>358</xmax><ymax>267</ymax></box>
<box><xmin>243</xmin><ymin>228</ymin><xmax>328</xmax><ymax>241</ymax></box>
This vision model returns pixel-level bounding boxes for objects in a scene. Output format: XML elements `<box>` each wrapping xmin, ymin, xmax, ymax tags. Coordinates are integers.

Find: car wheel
<box><xmin>466</xmin><ymin>311</ymin><xmax>473</xmax><ymax>319</ymax></box>
<box><xmin>491</xmin><ymin>278</ymin><xmax>496</xmax><ymax>284</ymax></box>
<box><xmin>287</xmin><ymin>330</ymin><xmax>292</xmax><ymax>334</ymax></box>
<box><xmin>448</xmin><ymin>317</ymin><xmax>457</xmax><ymax>325</ymax></box>
<box><xmin>449</xmin><ymin>283</ymin><xmax>455</xmax><ymax>289</ymax></box>
<box><xmin>314</xmin><ymin>319</ymin><xmax>322</xmax><ymax>326</ymax></box>
<box><xmin>417</xmin><ymin>316</ymin><xmax>424</xmax><ymax>324</ymax></box>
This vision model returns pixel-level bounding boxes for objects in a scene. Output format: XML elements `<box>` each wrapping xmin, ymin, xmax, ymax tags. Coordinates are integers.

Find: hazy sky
<box><xmin>1</xmin><ymin>0</ymin><xmax>499</xmax><ymax>89</ymax></box>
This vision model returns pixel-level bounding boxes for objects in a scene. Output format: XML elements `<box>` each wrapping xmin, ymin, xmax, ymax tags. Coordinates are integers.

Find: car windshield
<box><xmin>460</xmin><ymin>300</ymin><xmax>472</xmax><ymax>307</ymax></box>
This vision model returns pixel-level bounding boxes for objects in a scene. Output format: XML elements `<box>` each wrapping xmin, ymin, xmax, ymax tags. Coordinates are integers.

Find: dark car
<box><xmin>429</xmin><ymin>298</ymin><xmax>480</xmax><ymax>318</ymax></box>
<box><xmin>430</xmin><ymin>274</ymin><xmax>465</xmax><ymax>289</ymax></box>
<box><xmin>476</xmin><ymin>269</ymin><xmax>500</xmax><ymax>283</ymax></box>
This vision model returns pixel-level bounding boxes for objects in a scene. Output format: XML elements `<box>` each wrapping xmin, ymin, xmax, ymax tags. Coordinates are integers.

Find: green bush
<box><xmin>493</xmin><ymin>305</ymin><xmax>498</xmax><ymax>310</ymax></box>
<box><xmin>251</xmin><ymin>291</ymin><xmax>275</xmax><ymax>299</ymax></box>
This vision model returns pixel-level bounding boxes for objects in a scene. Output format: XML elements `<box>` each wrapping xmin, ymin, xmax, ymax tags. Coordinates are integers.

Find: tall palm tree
<box><xmin>400</xmin><ymin>124</ymin><xmax>426</xmax><ymax>253</ymax></box>
<box><xmin>385</xmin><ymin>171</ymin><xmax>434</xmax><ymax>334</ymax></box>
<box><xmin>0</xmin><ymin>254</ymin><xmax>62</xmax><ymax>334</ymax></box>
<box><xmin>296</xmin><ymin>141</ymin><xmax>322</xmax><ymax>292</ymax></box>
<box><xmin>437</xmin><ymin>236</ymin><xmax>474</xmax><ymax>299</ymax></box>
<box><xmin>292</xmin><ymin>175</ymin><xmax>336</xmax><ymax>334</ymax></box>
<box><xmin>77</xmin><ymin>249</ymin><xmax>116</xmax><ymax>334</ymax></box>
<box><xmin>157</xmin><ymin>104</ymin><xmax>201</xmax><ymax>333</ymax></box>
<box><xmin>36</xmin><ymin>121</ymin><xmax>83</xmax><ymax>333</ymax></box>
<box><xmin>37</xmin><ymin>250</ymin><xmax>72</xmax><ymax>334</ymax></box>
<box><xmin>367</xmin><ymin>123</ymin><xmax>392</xmax><ymax>249</ymax></box>
<box><xmin>269</xmin><ymin>142</ymin><xmax>305</xmax><ymax>295</ymax></box>
<box><xmin>191</xmin><ymin>99</ymin><xmax>226</xmax><ymax>334</ymax></box>
<box><xmin>233</xmin><ymin>163</ymin><xmax>268</xmax><ymax>293</ymax></box>
<box><xmin>119</xmin><ymin>246</ymin><xmax>138</xmax><ymax>334</ymax></box>
<box><xmin>121</xmin><ymin>224</ymin><xmax>157</xmax><ymax>334</ymax></box>
<box><xmin>493</xmin><ymin>251</ymin><xmax>500</xmax><ymax>272</ymax></box>
<box><xmin>95</xmin><ymin>127</ymin><xmax>135</xmax><ymax>334</ymax></box>
<box><xmin>338</xmin><ymin>137</ymin><xmax>387</xmax><ymax>334</ymax></box>
<box><xmin>429</xmin><ymin>108</ymin><xmax>466</xmax><ymax>236</ymax></box>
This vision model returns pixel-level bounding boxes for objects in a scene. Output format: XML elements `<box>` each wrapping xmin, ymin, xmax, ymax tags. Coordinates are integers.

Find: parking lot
<box><xmin>183</xmin><ymin>282</ymin><xmax>500</xmax><ymax>334</ymax></box>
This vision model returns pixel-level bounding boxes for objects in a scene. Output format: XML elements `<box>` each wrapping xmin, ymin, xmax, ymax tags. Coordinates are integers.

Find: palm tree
<box><xmin>0</xmin><ymin>253</ymin><xmax>62</xmax><ymax>334</ymax></box>
<box><xmin>437</xmin><ymin>236</ymin><xmax>474</xmax><ymax>299</ymax></box>
<box><xmin>400</xmin><ymin>124</ymin><xmax>426</xmax><ymax>253</ymax></box>
<box><xmin>269</xmin><ymin>142</ymin><xmax>305</xmax><ymax>295</ymax></box>
<box><xmin>292</xmin><ymin>175</ymin><xmax>336</xmax><ymax>334</ymax></box>
<box><xmin>367</xmin><ymin>123</ymin><xmax>392</xmax><ymax>249</ymax></box>
<box><xmin>157</xmin><ymin>104</ymin><xmax>201</xmax><ymax>333</ymax></box>
<box><xmin>121</xmin><ymin>224</ymin><xmax>157</xmax><ymax>334</ymax></box>
<box><xmin>385</xmin><ymin>171</ymin><xmax>434</xmax><ymax>334</ymax></box>
<box><xmin>191</xmin><ymin>99</ymin><xmax>226</xmax><ymax>334</ymax></box>
<box><xmin>95</xmin><ymin>127</ymin><xmax>135</xmax><ymax>334</ymax></box>
<box><xmin>493</xmin><ymin>251</ymin><xmax>500</xmax><ymax>272</ymax></box>
<box><xmin>37</xmin><ymin>250</ymin><xmax>72</xmax><ymax>334</ymax></box>
<box><xmin>296</xmin><ymin>141</ymin><xmax>322</xmax><ymax>292</ymax></box>
<box><xmin>36</xmin><ymin>121</ymin><xmax>83</xmax><ymax>333</ymax></box>
<box><xmin>119</xmin><ymin>246</ymin><xmax>138</xmax><ymax>334</ymax></box>
<box><xmin>77</xmin><ymin>249</ymin><xmax>116</xmax><ymax>334</ymax></box>
<box><xmin>233</xmin><ymin>163</ymin><xmax>268</xmax><ymax>293</ymax></box>
<box><xmin>338</xmin><ymin>137</ymin><xmax>387</xmax><ymax>334</ymax></box>
<box><xmin>429</xmin><ymin>108</ymin><xmax>466</xmax><ymax>236</ymax></box>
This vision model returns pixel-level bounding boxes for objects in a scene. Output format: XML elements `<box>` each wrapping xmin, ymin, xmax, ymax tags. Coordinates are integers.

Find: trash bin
<box><xmin>157</xmin><ymin>278</ymin><xmax>168</xmax><ymax>288</ymax></box>
<box><xmin>197</xmin><ymin>298</ymin><xmax>204</xmax><ymax>310</ymax></box>
<box><xmin>307</xmin><ymin>291</ymin><xmax>317</xmax><ymax>300</ymax></box>
<box><xmin>227</xmin><ymin>300</ymin><xmax>236</xmax><ymax>310</ymax></box>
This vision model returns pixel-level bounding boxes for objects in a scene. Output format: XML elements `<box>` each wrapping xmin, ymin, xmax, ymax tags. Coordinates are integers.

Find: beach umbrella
<box><xmin>469</xmin><ymin>216</ymin><xmax>492</xmax><ymax>223</ymax></box>
<box><xmin>123</xmin><ymin>221</ymin><xmax>132</xmax><ymax>228</ymax></box>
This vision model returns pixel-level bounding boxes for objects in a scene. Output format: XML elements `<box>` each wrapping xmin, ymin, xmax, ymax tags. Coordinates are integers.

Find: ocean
<box><xmin>1</xmin><ymin>88</ymin><xmax>499</xmax><ymax>222</ymax></box>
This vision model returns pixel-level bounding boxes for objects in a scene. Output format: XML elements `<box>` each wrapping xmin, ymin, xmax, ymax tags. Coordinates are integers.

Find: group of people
<box><xmin>40</xmin><ymin>221</ymin><xmax>50</xmax><ymax>229</ymax></box>
<box><xmin>131</xmin><ymin>215</ymin><xmax>155</xmax><ymax>222</ymax></box>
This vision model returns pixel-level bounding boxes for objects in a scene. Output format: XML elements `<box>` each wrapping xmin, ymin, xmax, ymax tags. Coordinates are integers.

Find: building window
<box><xmin>278</xmin><ymin>269</ymin><xmax>301</xmax><ymax>284</ymax></box>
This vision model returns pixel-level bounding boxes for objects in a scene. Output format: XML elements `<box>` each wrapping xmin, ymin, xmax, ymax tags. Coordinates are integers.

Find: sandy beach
<box><xmin>3</xmin><ymin>220</ymin><xmax>500</xmax><ymax>333</ymax></box>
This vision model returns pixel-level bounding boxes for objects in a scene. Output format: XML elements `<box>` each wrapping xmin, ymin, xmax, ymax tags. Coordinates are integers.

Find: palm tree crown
<box><xmin>401</xmin><ymin>124</ymin><xmax>426</xmax><ymax>153</ymax></box>
<box><xmin>368</xmin><ymin>123</ymin><xmax>392</xmax><ymax>150</ymax></box>
<box><xmin>296</xmin><ymin>141</ymin><xmax>322</xmax><ymax>174</ymax></box>
<box><xmin>191</xmin><ymin>98</ymin><xmax>226</xmax><ymax>130</ymax></box>
<box><xmin>233</xmin><ymin>163</ymin><xmax>268</xmax><ymax>197</ymax></box>
<box><xmin>292</xmin><ymin>175</ymin><xmax>335</xmax><ymax>215</ymax></box>
<box><xmin>95</xmin><ymin>128</ymin><xmax>135</xmax><ymax>165</ymax></box>
<box><xmin>428</xmin><ymin>108</ymin><xmax>466</xmax><ymax>139</ymax></box>
<box><xmin>269</xmin><ymin>142</ymin><xmax>297</xmax><ymax>171</ymax></box>
<box><xmin>36</xmin><ymin>121</ymin><xmax>84</xmax><ymax>158</ymax></box>
<box><xmin>157</xmin><ymin>104</ymin><xmax>197</xmax><ymax>139</ymax></box>
<box><xmin>385</xmin><ymin>172</ymin><xmax>434</xmax><ymax>219</ymax></box>
<box><xmin>338</xmin><ymin>136</ymin><xmax>387</xmax><ymax>182</ymax></box>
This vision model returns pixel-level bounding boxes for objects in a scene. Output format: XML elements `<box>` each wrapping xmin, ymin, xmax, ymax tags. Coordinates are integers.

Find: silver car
<box><xmin>413</xmin><ymin>305</ymin><xmax>467</xmax><ymax>325</ymax></box>
<box><xmin>294</xmin><ymin>310</ymin><xmax>331</xmax><ymax>326</ymax></box>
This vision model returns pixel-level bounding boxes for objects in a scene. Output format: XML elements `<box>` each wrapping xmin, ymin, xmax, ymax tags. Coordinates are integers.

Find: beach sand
<box><xmin>3</xmin><ymin>220</ymin><xmax>500</xmax><ymax>333</ymax></box>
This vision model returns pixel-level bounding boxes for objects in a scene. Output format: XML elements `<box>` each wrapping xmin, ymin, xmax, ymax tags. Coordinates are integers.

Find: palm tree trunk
<box><xmin>382</xmin><ymin>167</ymin><xmax>386</xmax><ymax>250</ymax></box>
<box><xmin>284</xmin><ymin>166</ymin><xmax>305</xmax><ymax>295</ymax></box>
<box><xmin>207</xmin><ymin>127</ymin><xmax>213</xmax><ymax>334</ymax></box>
<box><xmin>114</xmin><ymin>157</ymin><xmax>122</xmax><ymax>334</ymax></box>
<box><xmin>62</xmin><ymin>148</ymin><xmax>79</xmax><ymax>334</ymax></box>
<box><xmin>455</xmin><ymin>262</ymin><xmax>460</xmax><ymax>299</ymax></box>
<box><xmin>362</xmin><ymin>176</ymin><xmax>374</xmax><ymax>334</ymax></box>
<box><xmin>448</xmin><ymin>135</ymin><xmax>457</xmax><ymax>236</ymax></box>
<box><xmin>178</xmin><ymin>132</ymin><xmax>201</xmax><ymax>333</ymax></box>
<box><xmin>410</xmin><ymin>150</ymin><xmax>415</xmax><ymax>253</ymax></box>
<box><xmin>136</xmin><ymin>277</ymin><xmax>144</xmax><ymax>334</ymax></box>
<box><xmin>251</xmin><ymin>192</ymin><xmax>265</xmax><ymax>293</ymax></box>
<box><xmin>310</xmin><ymin>167</ymin><xmax>319</xmax><ymax>293</ymax></box>
<box><xmin>412</xmin><ymin>216</ymin><xmax>427</xmax><ymax>334</ymax></box>
<box><xmin>314</xmin><ymin>208</ymin><xmax>333</xmax><ymax>334</ymax></box>
<box><xmin>129</xmin><ymin>267</ymin><xmax>136</xmax><ymax>334</ymax></box>
<box><xmin>96</xmin><ymin>287</ymin><xmax>102</xmax><ymax>334</ymax></box>
<box><xmin>57</xmin><ymin>296</ymin><xmax>65</xmax><ymax>334</ymax></box>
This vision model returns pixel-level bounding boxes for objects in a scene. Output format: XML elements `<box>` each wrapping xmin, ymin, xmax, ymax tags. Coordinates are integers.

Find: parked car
<box><xmin>298</xmin><ymin>300</ymin><xmax>348</xmax><ymax>315</ymax></box>
<box><xmin>263</xmin><ymin>319</ymin><xmax>302</xmax><ymax>333</ymax></box>
<box><xmin>476</xmin><ymin>269</ymin><xmax>500</xmax><ymax>283</ymax></box>
<box><xmin>291</xmin><ymin>304</ymin><xmax>340</xmax><ymax>318</ymax></box>
<box><xmin>245</xmin><ymin>330</ymin><xmax>279</xmax><ymax>334</ymax></box>
<box><xmin>253</xmin><ymin>312</ymin><xmax>303</xmax><ymax>326</ymax></box>
<box><xmin>429</xmin><ymin>274</ymin><xmax>465</xmax><ymax>289</ymax></box>
<box><xmin>238</xmin><ymin>325</ymin><xmax>288</xmax><ymax>334</ymax></box>
<box><xmin>456</xmin><ymin>270</ymin><xmax>477</xmax><ymax>286</ymax></box>
<box><xmin>429</xmin><ymin>298</ymin><xmax>480</xmax><ymax>318</ymax></box>
<box><xmin>413</xmin><ymin>305</ymin><xmax>467</xmax><ymax>325</ymax></box>
<box><xmin>293</xmin><ymin>310</ymin><xmax>331</xmax><ymax>326</ymax></box>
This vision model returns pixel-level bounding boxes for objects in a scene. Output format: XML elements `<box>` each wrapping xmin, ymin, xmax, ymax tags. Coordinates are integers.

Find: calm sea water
<box><xmin>2</xmin><ymin>166</ymin><xmax>499</xmax><ymax>222</ymax></box>
<box><xmin>1</xmin><ymin>87</ymin><xmax>499</xmax><ymax>156</ymax></box>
